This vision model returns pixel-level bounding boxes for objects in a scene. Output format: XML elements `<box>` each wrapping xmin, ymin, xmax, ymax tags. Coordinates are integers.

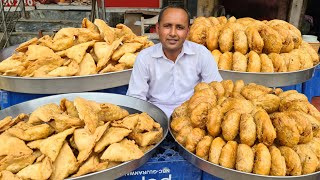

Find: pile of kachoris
<box><xmin>188</xmin><ymin>17</ymin><xmax>319</xmax><ymax>72</ymax></box>
<box><xmin>171</xmin><ymin>80</ymin><xmax>320</xmax><ymax>176</ymax></box>
<box><xmin>0</xmin><ymin>97</ymin><xmax>163</xmax><ymax>179</ymax></box>
<box><xmin>0</xmin><ymin>18</ymin><xmax>153</xmax><ymax>77</ymax></box>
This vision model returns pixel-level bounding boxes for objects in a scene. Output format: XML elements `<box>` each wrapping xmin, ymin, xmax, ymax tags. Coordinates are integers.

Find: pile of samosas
<box><xmin>0</xmin><ymin>18</ymin><xmax>154</xmax><ymax>77</ymax></box>
<box><xmin>188</xmin><ymin>17</ymin><xmax>319</xmax><ymax>72</ymax></box>
<box><xmin>171</xmin><ymin>80</ymin><xmax>320</xmax><ymax>176</ymax></box>
<box><xmin>0</xmin><ymin>97</ymin><xmax>163</xmax><ymax>179</ymax></box>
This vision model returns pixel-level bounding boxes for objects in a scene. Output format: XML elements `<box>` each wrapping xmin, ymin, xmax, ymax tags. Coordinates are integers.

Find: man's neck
<box><xmin>163</xmin><ymin>49</ymin><xmax>182</xmax><ymax>62</ymax></box>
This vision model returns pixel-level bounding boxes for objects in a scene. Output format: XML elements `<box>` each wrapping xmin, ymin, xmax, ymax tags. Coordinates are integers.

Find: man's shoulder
<box><xmin>138</xmin><ymin>42</ymin><xmax>160</xmax><ymax>56</ymax></box>
<box><xmin>185</xmin><ymin>40</ymin><xmax>209</xmax><ymax>52</ymax></box>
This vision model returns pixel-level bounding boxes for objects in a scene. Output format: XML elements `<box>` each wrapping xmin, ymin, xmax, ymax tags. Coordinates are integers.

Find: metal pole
<box><xmin>19</xmin><ymin>0</ymin><xmax>28</xmax><ymax>19</ymax></box>
<box><xmin>90</xmin><ymin>0</ymin><xmax>96</xmax><ymax>21</ymax></box>
<box><xmin>0</xmin><ymin>0</ymin><xmax>9</xmax><ymax>48</ymax></box>
<box><xmin>101</xmin><ymin>0</ymin><xmax>106</xmax><ymax>21</ymax></box>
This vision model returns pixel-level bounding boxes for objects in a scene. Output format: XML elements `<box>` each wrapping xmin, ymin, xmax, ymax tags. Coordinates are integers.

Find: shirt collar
<box><xmin>151</xmin><ymin>40</ymin><xmax>196</xmax><ymax>58</ymax></box>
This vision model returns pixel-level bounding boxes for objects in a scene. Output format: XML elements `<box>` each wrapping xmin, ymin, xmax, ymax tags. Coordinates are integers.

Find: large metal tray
<box><xmin>169</xmin><ymin>119</ymin><xmax>320</xmax><ymax>180</ymax></box>
<box><xmin>0</xmin><ymin>45</ymin><xmax>132</xmax><ymax>94</ymax></box>
<box><xmin>0</xmin><ymin>93</ymin><xmax>169</xmax><ymax>180</ymax></box>
<box><xmin>219</xmin><ymin>65</ymin><xmax>318</xmax><ymax>87</ymax></box>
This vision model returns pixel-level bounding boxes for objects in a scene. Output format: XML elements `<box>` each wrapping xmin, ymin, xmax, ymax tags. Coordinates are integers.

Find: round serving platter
<box><xmin>0</xmin><ymin>45</ymin><xmax>132</xmax><ymax>94</ymax></box>
<box><xmin>168</xmin><ymin>118</ymin><xmax>320</xmax><ymax>180</ymax></box>
<box><xmin>0</xmin><ymin>92</ymin><xmax>169</xmax><ymax>180</ymax></box>
<box><xmin>219</xmin><ymin>65</ymin><xmax>318</xmax><ymax>88</ymax></box>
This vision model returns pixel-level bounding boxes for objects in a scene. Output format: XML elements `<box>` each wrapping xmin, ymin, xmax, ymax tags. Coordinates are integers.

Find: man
<box><xmin>127</xmin><ymin>5</ymin><xmax>222</xmax><ymax>118</ymax></box>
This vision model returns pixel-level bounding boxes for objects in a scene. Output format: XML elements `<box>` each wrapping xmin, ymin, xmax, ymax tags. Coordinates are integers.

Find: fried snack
<box><xmin>232</xmin><ymin>51</ymin><xmax>247</xmax><ymax>72</ymax></box>
<box><xmin>111</xmin><ymin>42</ymin><xmax>142</xmax><ymax>61</ymax></box>
<box><xmin>48</xmin><ymin>60</ymin><xmax>80</xmax><ymax>77</ymax></box>
<box><xmin>206</xmin><ymin>106</ymin><xmax>223</xmax><ymax>138</ymax></box>
<box><xmin>0</xmin><ymin>57</ymin><xmax>24</xmax><ymax>76</ymax></box>
<box><xmin>294</xmin><ymin>49</ymin><xmax>314</xmax><ymax>69</ymax></box>
<box><xmin>206</xmin><ymin>26</ymin><xmax>220</xmax><ymax>51</ymax></box>
<box><xmin>94</xmin><ymin>19</ymin><xmax>115</xmax><ymax>44</ymax></box>
<box><xmin>134</xmin><ymin>113</ymin><xmax>156</xmax><ymax>133</ymax></box>
<box><xmin>28</xmin><ymin>103</ymin><xmax>62</xmax><ymax>124</ymax></box>
<box><xmin>94</xmin><ymin>39</ymin><xmax>122</xmax><ymax>71</ymax></box>
<box><xmin>209</xmin><ymin>81</ymin><xmax>225</xmax><ymax>97</ymax></box>
<box><xmin>234</xmin><ymin>30</ymin><xmax>248</xmax><ymax>54</ymax></box>
<box><xmin>100</xmin><ymin>138</ymin><xmax>144</xmax><ymax>161</ymax></box>
<box><xmin>286</xmin><ymin>111</ymin><xmax>313</xmax><ymax>144</ymax></box>
<box><xmin>293</xmin><ymin>144</ymin><xmax>318</xmax><ymax>175</ymax></box>
<box><xmin>217</xmin><ymin>96</ymin><xmax>227</xmax><ymax>106</ymax></box>
<box><xmin>81</xmin><ymin>18</ymin><xmax>99</xmax><ymax>33</ymax></box>
<box><xmin>219</xmin><ymin>141</ymin><xmax>238</xmax><ymax>169</ymax></box>
<box><xmin>259</xmin><ymin>25</ymin><xmax>282</xmax><ymax>54</ymax></box>
<box><xmin>74</xmin><ymin>97</ymin><xmax>101</xmax><ymax>134</ymax></box>
<box><xmin>254</xmin><ymin>108</ymin><xmax>276</xmax><ymax>146</ymax></box>
<box><xmin>185</xmin><ymin>128</ymin><xmax>206</xmax><ymax>153</ymax></box>
<box><xmin>221</xmin><ymin>110</ymin><xmax>241</xmax><ymax>141</ymax></box>
<box><xmin>74</xmin><ymin>123</ymin><xmax>109</xmax><ymax>162</ymax></box>
<box><xmin>208</xmin><ymin>137</ymin><xmax>226</xmax><ymax>164</ymax></box>
<box><xmin>0</xmin><ymin>133</ymin><xmax>33</xmax><ymax>156</ymax></box>
<box><xmin>233</xmin><ymin>80</ymin><xmax>245</xmax><ymax>93</ymax></box>
<box><xmin>211</xmin><ymin>49</ymin><xmax>222</xmax><ymax>65</ymax></box>
<box><xmin>175</xmin><ymin>125</ymin><xmax>193</xmax><ymax>146</ymax></box>
<box><xmin>221</xmin><ymin>80</ymin><xmax>234</xmax><ymax>97</ymax></box>
<box><xmin>39</xmin><ymin>127</ymin><xmax>75</xmax><ymax>162</ymax></box>
<box><xmin>0</xmin><ymin>170</ymin><xmax>21</xmax><ymax>180</ymax></box>
<box><xmin>7</xmin><ymin>123</ymin><xmax>54</xmax><ymax>141</ymax></box>
<box><xmin>128</xmin><ymin>122</ymin><xmax>163</xmax><ymax>147</ymax></box>
<box><xmin>72</xmin><ymin>155</ymin><xmax>108</xmax><ymax>177</ymax></box>
<box><xmin>65</xmin><ymin>40</ymin><xmax>95</xmax><ymax>64</ymax></box>
<box><xmin>94</xmin><ymin>127</ymin><xmax>132</xmax><ymax>153</ymax></box>
<box><xmin>252</xmin><ymin>94</ymin><xmax>280</xmax><ymax>113</ymax></box>
<box><xmin>219</xmin><ymin>28</ymin><xmax>233</xmax><ymax>52</ymax></box>
<box><xmin>305</xmin><ymin>138</ymin><xmax>320</xmax><ymax>170</ymax></box>
<box><xmin>279</xmin><ymin>146</ymin><xmax>302</xmax><ymax>176</ymax></box>
<box><xmin>0</xmin><ymin>151</ymin><xmax>41</xmax><ymax>173</ymax></box>
<box><xmin>77</xmin><ymin>53</ymin><xmax>97</xmax><ymax>75</ymax></box>
<box><xmin>115</xmin><ymin>24</ymin><xmax>138</xmax><ymax>43</ymax></box>
<box><xmin>270</xmin><ymin>24</ymin><xmax>294</xmax><ymax>53</ymax></box>
<box><xmin>27</xmin><ymin>139</ymin><xmax>43</xmax><ymax>150</ymax></box>
<box><xmin>281</xmin><ymin>53</ymin><xmax>301</xmax><ymax>72</ymax></box>
<box><xmin>246</xmin><ymin>27</ymin><xmax>264</xmax><ymax>54</ymax></box>
<box><xmin>268</xmin><ymin>53</ymin><xmax>287</xmax><ymax>72</ymax></box>
<box><xmin>300</xmin><ymin>41</ymin><xmax>319</xmax><ymax>65</ymax></box>
<box><xmin>16</xmin><ymin>157</ymin><xmax>52</xmax><ymax>180</ymax></box>
<box><xmin>26</xmin><ymin>45</ymin><xmax>60</xmax><ymax>61</ymax></box>
<box><xmin>220</xmin><ymin>98</ymin><xmax>254</xmax><ymax>114</ymax></box>
<box><xmin>270</xmin><ymin>112</ymin><xmax>299</xmax><ymax>147</ymax></box>
<box><xmin>196</xmin><ymin>135</ymin><xmax>213</xmax><ymax>160</ymax></box>
<box><xmin>188</xmin><ymin>23</ymin><xmax>207</xmax><ymax>45</ymax></box>
<box><xmin>16</xmin><ymin>37</ymin><xmax>38</xmax><ymax>52</ymax></box>
<box><xmin>172</xmin><ymin>101</ymin><xmax>189</xmax><ymax>118</ymax></box>
<box><xmin>0</xmin><ymin>114</ymin><xmax>27</xmax><ymax>133</ymax></box>
<box><xmin>252</xmin><ymin>143</ymin><xmax>271</xmax><ymax>175</ymax></box>
<box><xmin>218</xmin><ymin>52</ymin><xmax>233</xmax><ymax>70</ymax></box>
<box><xmin>50</xmin><ymin>142</ymin><xmax>78</xmax><ymax>180</ymax></box>
<box><xmin>241</xmin><ymin>83</ymin><xmax>272</xmax><ymax>100</ymax></box>
<box><xmin>217</xmin><ymin>16</ymin><xmax>228</xmax><ymax>25</ymax></box>
<box><xmin>118</xmin><ymin>52</ymin><xmax>137</xmax><ymax>68</ymax></box>
<box><xmin>60</xmin><ymin>98</ymin><xmax>79</xmax><ymax>118</ymax></box>
<box><xmin>39</xmin><ymin>35</ymin><xmax>74</xmax><ymax>52</ymax></box>
<box><xmin>239</xmin><ymin>113</ymin><xmax>256</xmax><ymax>146</ymax></box>
<box><xmin>99</xmin><ymin>103</ymin><xmax>129</xmax><ymax>122</ymax></box>
<box><xmin>53</xmin><ymin>28</ymin><xmax>101</xmax><ymax>44</ymax></box>
<box><xmin>171</xmin><ymin>116</ymin><xmax>191</xmax><ymax>133</ymax></box>
<box><xmin>99</xmin><ymin>63</ymin><xmax>126</xmax><ymax>73</ymax></box>
<box><xmin>269</xmin><ymin>145</ymin><xmax>286</xmax><ymax>176</ymax></box>
<box><xmin>49</xmin><ymin>113</ymin><xmax>84</xmax><ymax>132</ymax></box>
<box><xmin>208</xmin><ymin>17</ymin><xmax>220</xmax><ymax>26</ymax></box>
<box><xmin>111</xmin><ymin>113</ymin><xmax>139</xmax><ymax>130</ymax></box>
<box><xmin>194</xmin><ymin>82</ymin><xmax>211</xmax><ymax>92</ymax></box>
<box><xmin>260</xmin><ymin>53</ymin><xmax>274</xmax><ymax>72</ymax></box>
<box><xmin>247</xmin><ymin>51</ymin><xmax>261</xmax><ymax>72</ymax></box>
<box><xmin>236</xmin><ymin>144</ymin><xmax>254</xmax><ymax>173</ymax></box>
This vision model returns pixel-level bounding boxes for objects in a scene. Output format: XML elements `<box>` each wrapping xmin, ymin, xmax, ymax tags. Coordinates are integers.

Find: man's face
<box><xmin>156</xmin><ymin>8</ymin><xmax>189</xmax><ymax>54</ymax></box>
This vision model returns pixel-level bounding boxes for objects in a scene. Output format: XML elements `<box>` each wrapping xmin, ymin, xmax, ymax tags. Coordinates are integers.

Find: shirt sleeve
<box><xmin>126</xmin><ymin>54</ymin><xmax>149</xmax><ymax>101</ymax></box>
<box><xmin>199</xmin><ymin>46</ymin><xmax>223</xmax><ymax>83</ymax></box>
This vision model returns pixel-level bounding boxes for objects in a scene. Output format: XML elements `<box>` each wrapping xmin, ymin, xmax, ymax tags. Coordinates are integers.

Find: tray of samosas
<box><xmin>169</xmin><ymin>80</ymin><xmax>320</xmax><ymax>180</ymax></box>
<box><xmin>0</xmin><ymin>92</ymin><xmax>168</xmax><ymax>180</ymax></box>
<box><xmin>188</xmin><ymin>16</ymin><xmax>320</xmax><ymax>86</ymax></box>
<box><xmin>0</xmin><ymin>18</ymin><xmax>154</xmax><ymax>94</ymax></box>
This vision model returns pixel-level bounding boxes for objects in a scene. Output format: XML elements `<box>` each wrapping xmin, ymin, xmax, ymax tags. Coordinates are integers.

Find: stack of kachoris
<box><xmin>188</xmin><ymin>17</ymin><xmax>319</xmax><ymax>72</ymax></box>
<box><xmin>0</xmin><ymin>18</ymin><xmax>153</xmax><ymax>77</ymax></box>
<box><xmin>0</xmin><ymin>97</ymin><xmax>163</xmax><ymax>179</ymax></box>
<box><xmin>171</xmin><ymin>80</ymin><xmax>320</xmax><ymax>176</ymax></box>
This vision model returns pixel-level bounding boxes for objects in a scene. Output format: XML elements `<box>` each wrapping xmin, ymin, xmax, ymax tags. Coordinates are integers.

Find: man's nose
<box><xmin>169</xmin><ymin>27</ymin><xmax>177</xmax><ymax>36</ymax></box>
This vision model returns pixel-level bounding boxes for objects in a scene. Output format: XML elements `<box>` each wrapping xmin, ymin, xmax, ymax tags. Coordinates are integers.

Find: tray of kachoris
<box><xmin>0</xmin><ymin>93</ymin><xmax>168</xmax><ymax>180</ymax></box>
<box><xmin>0</xmin><ymin>18</ymin><xmax>154</xmax><ymax>94</ymax></box>
<box><xmin>188</xmin><ymin>16</ymin><xmax>320</xmax><ymax>87</ymax></box>
<box><xmin>170</xmin><ymin>80</ymin><xmax>320</xmax><ymax>180</ymax></box>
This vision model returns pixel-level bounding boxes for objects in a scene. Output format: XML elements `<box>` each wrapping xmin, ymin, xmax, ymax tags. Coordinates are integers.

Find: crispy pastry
<box><xmin>279</xmin><ymin>146</ymin><xmax>302</xmax><ymax>176</ymax></box>
<box><xmin>208</xmin><ymin>137</ymin><xmax>226</xmax><ymax>164</ymax></box>
<box><xmin>219</xmin><ymin>141</ymin><xmax>238</xmax><ymax>169</ymax></box>
<box><xmin>239</xmin><ymin>113</ymin><xmax>256</xmax><ymax>146</ymax></box>
<box><xmin>269</xmin><ymin>145</ymin><xmax>286</xmax><ymax>176</ymax></box>
<box><xmin>252</xmin><ymin>143</ymin><xmax>271</xmax><ymax>175</ymax></box>
<box><xmin>236</xmin><ymin>144</ymin><xmax>254</xmax><ymax>173</ymax></box>
<box><xmin>232</xmin><ymin>52</ymin><xmax>247</xmax><ymax>72</ymax></box>
<box><xmin>196</xmin><ymin>135</ymin><xmax>213</xmax><ymax>160</ymax></box>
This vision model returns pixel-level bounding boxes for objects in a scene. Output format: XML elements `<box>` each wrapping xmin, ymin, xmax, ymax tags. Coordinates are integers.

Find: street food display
<box><xmin>170</xmin><ymin>79</ymin><xmax>320</xmax><ymax>177</ymax></box>
<box><xmin>0</xmin><ymin>18</ymin><xmax>153</xmax><ymax>77</ymax></box>
<box><xmin>0</xmin><ymin>94</ymin><xmax>164</xmax><ymax>180</ymax></box>
<box><xmin>188</xmin><ymin>17</ymin><xmax>319</xmax><ymax>72</ymax></box>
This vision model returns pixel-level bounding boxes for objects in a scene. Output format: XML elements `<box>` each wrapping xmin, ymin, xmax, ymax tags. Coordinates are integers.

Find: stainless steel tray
<box><xmin>0</xmin><ymin>45</ymin><xmax>132</xmax><ymax>94</ymax></box>
<box><xmin>169</xmin><ymin>119</ymin><xmax>320</xmax><ymax>180</ymax></box>
<box><xmin>0</xmin><ymin>93</ymin><xmax>169</xmax><ymax>180</ymax></box>
<box><xmin>219</xmin><ymin>65</ymin><xmax>318</xmax><ymax>87</ymax></box>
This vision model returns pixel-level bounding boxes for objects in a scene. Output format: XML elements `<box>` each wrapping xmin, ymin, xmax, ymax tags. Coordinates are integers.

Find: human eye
<box><xmin>177</xmin><ymin>25</ymin><xmax>185</xmax><ymax>30</ymax></box>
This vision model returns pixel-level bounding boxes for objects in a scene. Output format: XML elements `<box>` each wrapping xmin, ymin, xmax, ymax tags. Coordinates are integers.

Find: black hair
<box><xmin>158</xmin><ymin>5</ymin><xmax>191</xmax><ymax>26</ymax></box>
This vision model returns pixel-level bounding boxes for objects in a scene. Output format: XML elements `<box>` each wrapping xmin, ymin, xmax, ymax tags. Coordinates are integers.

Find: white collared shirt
<box><xmin>127</xmin><ymin>40</ymin><xmax>222</xmax><ymax>118</ymax></box>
